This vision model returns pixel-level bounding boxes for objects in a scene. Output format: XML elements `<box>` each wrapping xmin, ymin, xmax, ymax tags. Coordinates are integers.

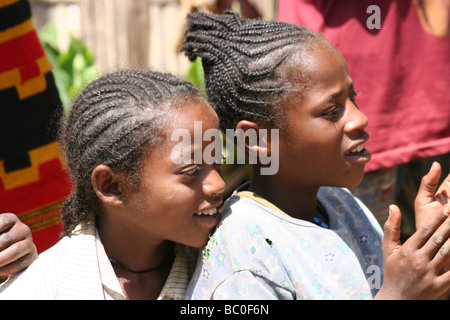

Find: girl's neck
<box><xmin>249</xmin><ymin>168</ymin><xmax>321</xmax><ymax>223</ymax></box>
<box><xmin>96</xmin><ymin>214</ymin><xmax>174</xmax><ymax>299</ymax></box>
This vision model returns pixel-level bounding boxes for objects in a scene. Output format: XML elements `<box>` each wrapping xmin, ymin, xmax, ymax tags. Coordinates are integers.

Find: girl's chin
<box><xmin>340</xmin><ymin>165</ymin><xmax>366</xmax><ymax>190</ymax></box>
<box><xmin>348</xmin><ymin>173</ymin><xmax>366</xmax><ymax>189</ymax></box>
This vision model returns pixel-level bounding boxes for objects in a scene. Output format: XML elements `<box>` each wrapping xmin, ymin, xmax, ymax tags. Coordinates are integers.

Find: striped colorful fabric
<box><xmin>0</xmin><ymin>0</ymin><xmax>71</xmax><ymax>253</ymax></box>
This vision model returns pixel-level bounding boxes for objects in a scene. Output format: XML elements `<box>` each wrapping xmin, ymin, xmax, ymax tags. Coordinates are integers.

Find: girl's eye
<box><xmin>322</xmin><ymin>105</ymin><xmax>342</xmax><ymax>118</ymax></box>
<box><xmin>181</xmin><ymin>166</ymin><xmax>201</xmax><ymax>177</ymax></box>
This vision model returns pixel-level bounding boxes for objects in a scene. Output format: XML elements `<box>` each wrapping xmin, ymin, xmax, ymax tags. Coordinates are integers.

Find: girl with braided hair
<box><xmin>0</xmin><ymin>70</ymin><xmax>225</xmax><ymax>299</ymax></box>
<box><xmin>182</xmin><ymin>11</ymin><xmax>450</xmax><ymax>300</ymax></box>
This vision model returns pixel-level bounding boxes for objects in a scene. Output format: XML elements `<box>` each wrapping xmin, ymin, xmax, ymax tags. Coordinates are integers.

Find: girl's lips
<box><xmin>194</xmin><ymin>205</ymin><xmax>222</xmax><ymax>227</ymax></box>
<box><xmin>193</xmin><ymin>211</ymin><xmax>221</xmax><ymax>229</ymax></box>
<box><xmin>194</xmin><ymin>207</ymin><xmax>218</xmax><ymax>216</ymax></box>
<box><xmin>344</xmin><ymin>146</ymin><xmax>371</xmax><ymax>164</ymax></box>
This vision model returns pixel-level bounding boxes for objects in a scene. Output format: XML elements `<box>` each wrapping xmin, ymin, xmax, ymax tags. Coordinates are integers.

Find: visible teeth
<box><xmin>194</xmin><ymin>208</ymin><xmax>217</xmax><ymax>216</ymax></box>
<box><xmin>349</xmin><ymin>144</ymin><xmax>364</xmax><ymax>153</ymax></box>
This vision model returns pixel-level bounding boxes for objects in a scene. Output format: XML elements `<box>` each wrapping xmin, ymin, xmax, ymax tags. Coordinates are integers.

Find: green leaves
<box><xmin>38</xmin><ymin>22</ymin><xmax>98</xmax><ymax>111</ymax></box>
<box><xmin>185</xmin><ymin>57</ymin><xmax>205</xmax><ymax>93</ymax></box>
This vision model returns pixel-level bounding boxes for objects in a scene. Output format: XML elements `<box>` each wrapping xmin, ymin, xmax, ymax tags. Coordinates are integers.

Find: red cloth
<box><xmin>0</xmin><ymin>0</ymin><xmax>71</xmax><ymax>253</ymax></box>
<box><xmin>278</xmin><ymin>0</ymin><xmax>450</xmax><ymax>171</ymax></box>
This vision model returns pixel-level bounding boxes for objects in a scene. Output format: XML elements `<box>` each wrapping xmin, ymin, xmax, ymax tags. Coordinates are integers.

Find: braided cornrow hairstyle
<box><xmin>181</xmin><ymin>11</ymin><xmax>327</xmax><ymax>130</ymax></box>
<box><xmin>59</xmin><ymin>70</ymin><xmax>202</xmax><ymax>236</ymax></box>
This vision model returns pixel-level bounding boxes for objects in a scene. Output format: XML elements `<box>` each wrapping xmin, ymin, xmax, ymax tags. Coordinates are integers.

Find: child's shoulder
<box><xmin>318</xmin><ymin>186</ymin><xmax>358</xmax><ymax>204</ymax></box>
<box><xmin>0</xmin><ymin>235</ymin><xmax>70</xmax><ymax>298</ymax></box>
<box><xmin>318</xmin><ymin>187</ymin><xmax>384</xmax><ymax>246</ymax></box>
<box><xmin>319</xmin><ymin>187</ymin><xmax>382</xmax><ymax>228</ymax></box>
<box><xmin>204</xmin><ymin>194</ymin><xmax>285</xmax><ymax>266</ymax></box>
<box><xmin>195</xmin><ymin>196</ymin><xmax>289</xmax><ymax>294</ymax></box>
<box><xmin>218</xmin><ymin>192</ymin><xmax>289</xmax><ymax>236</ymax></box>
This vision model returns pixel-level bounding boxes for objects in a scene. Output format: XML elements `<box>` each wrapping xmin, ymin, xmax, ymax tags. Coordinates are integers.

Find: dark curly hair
<box><xmin>181</xmin><ymin>11</ymin><xmax>328</xmax><ymax>130</ymax></box>
<box><xmin>59</xmin><ymin>70</ymin><xmax>203</xmax><ymax>236</ymax></box>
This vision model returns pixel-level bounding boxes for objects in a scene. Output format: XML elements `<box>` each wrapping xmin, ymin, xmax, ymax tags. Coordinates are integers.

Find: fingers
<box><xmin>415</xmin><ymin>162</ymin><xmax>441</xmax><ymax>208</ymax></box>
<box><xmin>0</xmin><ymin>213</ymin><xmax>18</xmax><ymax>234</ymax></box>
<box><xmin>0</xmin><ymin>213</ymin><xmax>37</xmax><ymax>277</ymax></box>
<box><xmin>409</xmin><ymin>206</ymin><xmax>450</xmax><ymax>249</ymax></box>
<box><xmin>408</xmin><ymin>206</ymin><xmax>450</xmax><ymax>276</ymax></box>
<box><xmin>382</xmin><ymin>205</ymin><xmax>402</xmax><ymax>256</ymax></box>
<box><xmin>424</xmin><ymin>211</ymin><xmax>450</xmax><ymax>258</ymax></box>
<box><xmin>428</xmin><ymin>210</ymin><xmax>450</xmax><ymax>271</ymax></box>
<box><xmin>435</xmin><ymin>172</ymin><xmax>450</xmax><ymax>206</ymax></box>
<box><xmin>382</xmin><ymin>203</ymin><xmax>450</xmax><ymax>299</ymax></box>
<box><xmin>0</xmin><ymin>241</ymin><xmax>37</xmax><ymax>277</ymax></box>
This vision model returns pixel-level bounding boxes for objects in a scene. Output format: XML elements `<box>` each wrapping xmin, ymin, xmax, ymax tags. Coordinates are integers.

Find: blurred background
<box><xmin>31</xmin><ymin>0</ymin><xmax>278</xmax><ymax>107</ymax></box>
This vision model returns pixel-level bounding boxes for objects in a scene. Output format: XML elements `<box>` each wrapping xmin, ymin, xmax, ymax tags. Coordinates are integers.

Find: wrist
<box><xmin>374</xmin><ymin>286</ymin><xmax>405</xmax><ymax>300</ymax></box>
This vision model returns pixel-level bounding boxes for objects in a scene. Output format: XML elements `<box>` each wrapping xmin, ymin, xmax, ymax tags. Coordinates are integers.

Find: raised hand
<box><xmin>414</xmin><ymin>162</ymin><xmax>450</xmax><ymax>230</ymax></box>
<box><xmin>376</xmin><ymin>204</ymin><xmax>450</xmax><ymax>300</ymax></box>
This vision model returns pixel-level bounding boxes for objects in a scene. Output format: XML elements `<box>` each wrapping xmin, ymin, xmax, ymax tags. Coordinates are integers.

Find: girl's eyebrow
<box><xmin>174</xmin><ymin>147</ymin><xmax>203</xmax><ymax>166</ymax></box>
<box><xmin>319</xmin><ymin>81</ymin><xmax>355</xmax><ymax>105</ymax></box>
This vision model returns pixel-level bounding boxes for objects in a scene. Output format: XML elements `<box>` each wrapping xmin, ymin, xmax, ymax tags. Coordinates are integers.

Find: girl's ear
<box><xmin>91</xmin><ymin>164</ymin><xmax>124</xmax><ymax>206</ymax></box>
<box><xmin>235</xmin><ymin>120</ymin><xmax>271</xmax><ymax>156</ymax></box>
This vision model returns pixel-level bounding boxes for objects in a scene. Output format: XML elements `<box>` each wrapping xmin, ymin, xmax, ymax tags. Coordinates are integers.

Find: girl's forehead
<box><xmin>280</xmin><ymin>47</ymin><xmax>351</xmax><ymax>115</ymax></box>
<box><xmin>286</xmin><ymin>44</ymin><xmax>348</xmax><ymax>91</ymax></box>
<box><xmin>164</xmin><ymin>100</ymin><xmax>219</xmax><ymax>132</ymax></box>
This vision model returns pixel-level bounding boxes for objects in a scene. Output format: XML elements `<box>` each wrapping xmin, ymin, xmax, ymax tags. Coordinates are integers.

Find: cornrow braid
<box><xmin>59</xmin><ymin>70</ymin><xmax>202</xmax><ymax>236</ymax></box>
<box><xmin>181</xmin><ymin>11</ymin><xmax>325</xmax><ymax>130</ymax></box>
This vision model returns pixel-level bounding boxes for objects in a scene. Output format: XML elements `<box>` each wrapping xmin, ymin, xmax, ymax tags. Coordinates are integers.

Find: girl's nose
<box><xmin>343</xmin><ymin>101</ymin><xmax>369</xmax><ymax>133</ymax></box>
<box><xmin>202</xmin><ymin>168</ymin><xmax>226</xmax><ymax>196</ymax></box>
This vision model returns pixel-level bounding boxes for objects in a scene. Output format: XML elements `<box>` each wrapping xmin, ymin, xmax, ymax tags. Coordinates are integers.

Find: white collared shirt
<box><xmin>0</xmin><ymin>216</ymin><xmax>198</xmax><ymax>300</ymax></box>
